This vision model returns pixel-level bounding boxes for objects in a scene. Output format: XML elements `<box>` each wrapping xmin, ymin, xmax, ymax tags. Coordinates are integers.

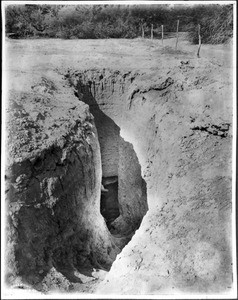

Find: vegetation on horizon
<box><xmin>5</xmin><ymin>4</ymin><xmax>233</xmax><ymax>44</ymax></box>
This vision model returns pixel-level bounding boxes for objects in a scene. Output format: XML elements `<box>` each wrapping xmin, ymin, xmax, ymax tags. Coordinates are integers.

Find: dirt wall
<box><xmin>66</xmin><ymin>62</ymin><xmax>233</xmax><ymax>294</ymax></box>
<box><xmin>5</xmin><ymin>79</ymin><xmax>119</xmax><ymax>290</ymax></box>
<box><xmin>4</xmin><ymin>47</ymin><xmax>233</xmax><ymax>295</ymax></box>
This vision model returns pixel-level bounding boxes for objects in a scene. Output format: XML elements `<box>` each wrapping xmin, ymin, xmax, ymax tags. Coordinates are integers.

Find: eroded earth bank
<box><xmin>4</xmin><ymin>39</ymin><xmax>233</xmax><ymax>295</ymax></box>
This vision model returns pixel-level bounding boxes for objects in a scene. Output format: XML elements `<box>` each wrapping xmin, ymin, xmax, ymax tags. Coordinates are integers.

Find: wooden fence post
<box><xmin>151</xmin><ymin>24</ymin><xmax>153</xmax><ymax>40</ymax></box>
<box><xmin>197</xmin><ymin>24</ymin><xmax>201</xmax><ymax>58</ymax></box>
<box><xmin>142</xmin><ymin>24</ymin><xmax>144</xmax><ymax>38</ymax></box>
<box><xmin>175</xmin><ymin>19</ymin><xmax>179</xmax><ymax>50</ymax></box>
<box><xmin>161</xmin><ymin>25</ymin><xmax>164</xmax><ymax>45</ymax></box>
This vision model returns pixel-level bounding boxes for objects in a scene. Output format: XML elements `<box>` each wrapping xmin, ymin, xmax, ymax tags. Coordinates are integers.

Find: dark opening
<box><xmin>100</xmin><ymin>176</ymin><xmax>120</xmax><ymax>231</ymax></box>
<box><xmin>70</xmin><ymin>74</ymin><xmax>148</xmax><ymax>237</ymax></box>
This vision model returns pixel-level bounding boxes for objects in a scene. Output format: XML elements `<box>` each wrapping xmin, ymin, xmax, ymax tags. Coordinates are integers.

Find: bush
<box><xmin>188</xmin><ymin>4</ymin><xmax>233</xmax><ymax>44</ymax></box>
<box><xmin>5</xmin><ymin>4</ymin><xmax>233</xmax><ymax>42</ymax></box>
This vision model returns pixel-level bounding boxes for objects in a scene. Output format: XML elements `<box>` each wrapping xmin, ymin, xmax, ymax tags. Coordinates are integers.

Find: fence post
<box><xmin>161</xmin><ymin>25</ymin><xmax>164</xmax><ymax>45</ymax></box>
<box><xmin>151</xmin><ymin>24</ymin><xmax>153</xmax><ymax>40</ymax></box>
<box><xmin>175</xmin><ymin>19</ymin><xmax>179</xmax><ymax>50</ymax></box>
<box><xmin>197</xmin><ymin>24</ymin><xmax>201</xmax><ymax>58</ymax></box>
<box><xmin>142</xmin><ymin>24</ymin><xmax>144</xmax><ymax>38</ymax></box>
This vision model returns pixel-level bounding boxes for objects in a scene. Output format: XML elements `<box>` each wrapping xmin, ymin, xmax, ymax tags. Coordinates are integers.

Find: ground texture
<box><xmin>3</xmin><ymin>35</ymin><xmax>234</xmax><ymax>296</ymax></box>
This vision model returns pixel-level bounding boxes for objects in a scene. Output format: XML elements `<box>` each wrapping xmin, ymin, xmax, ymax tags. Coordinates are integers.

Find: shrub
<box><xmin>188</xmin><ymin>5</ymin><xmax>233</xmax><ymax>44</ymax></box>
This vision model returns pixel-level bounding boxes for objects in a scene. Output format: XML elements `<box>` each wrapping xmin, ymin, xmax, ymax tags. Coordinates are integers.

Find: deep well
<box><xmin>5</xmin><ymin>61</ymin><xmax>233</xmax><ymax>293</ymax></box>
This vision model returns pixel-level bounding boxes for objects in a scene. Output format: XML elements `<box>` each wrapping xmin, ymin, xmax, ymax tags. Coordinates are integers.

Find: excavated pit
<box><xmin>5</xmin><ymin>70</ymin><xmax>149</xmax><ymax>292</ymax></box>
<box><xmin>72</xmin><ymin>75</ymin><xmax>149</xmax><ymax>237</ymax></box>
<box><xmin>5</xmin><ymin>61</ymin><xmax>233</xmax><ymax>295</ymax></box>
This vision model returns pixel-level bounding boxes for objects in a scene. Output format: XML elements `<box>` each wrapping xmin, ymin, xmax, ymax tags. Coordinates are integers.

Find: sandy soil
<box><xmin>3</xmin><ymin>35</ymin><xmax>234</xmax><ymax>297</ymax></box>
<box><xmin>4</xmin><ymin>35</ymin><xmax>233</xmax><ymax>89</ymax></box>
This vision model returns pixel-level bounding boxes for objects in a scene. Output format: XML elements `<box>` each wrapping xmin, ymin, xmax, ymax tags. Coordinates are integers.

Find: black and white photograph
<box><xmin>1</xmin><ymin>1</ymin><xmax>237</xmax><ymax>298</ymax></box>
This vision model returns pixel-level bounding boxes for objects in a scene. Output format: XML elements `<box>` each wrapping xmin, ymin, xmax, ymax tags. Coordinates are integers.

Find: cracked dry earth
<box><xmin>3</xmin><ymin>37</ymin><xmax>234</xmax><ymax>296</ymax></box>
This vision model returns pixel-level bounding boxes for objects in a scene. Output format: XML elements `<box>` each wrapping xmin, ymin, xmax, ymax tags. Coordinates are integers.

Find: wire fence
<box><xmin>141</xmin><ymin>22</ymin><xmax>201</xmax><ymax>56</ymax></box>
